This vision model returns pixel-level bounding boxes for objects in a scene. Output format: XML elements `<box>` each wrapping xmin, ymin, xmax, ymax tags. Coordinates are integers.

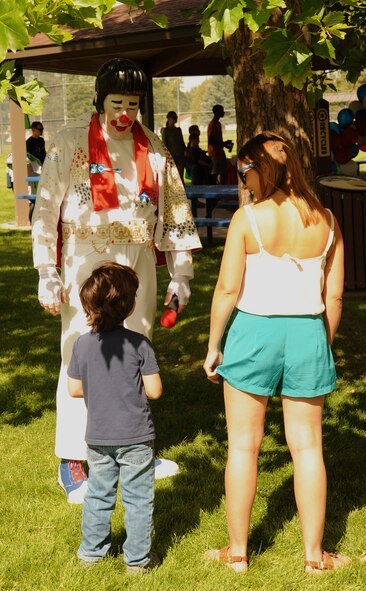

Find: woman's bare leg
<box><xmin>282</xmin><ymin>395</ymin><xmax>326</xmax><ymax>563</ymax></box>
<box><xmin>224</xmin><ymin>382</ymin><xmax>268</xmax><ymax>557</ymax></box>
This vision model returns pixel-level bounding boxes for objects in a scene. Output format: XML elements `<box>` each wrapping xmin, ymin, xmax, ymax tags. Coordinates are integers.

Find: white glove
<box><xmin>167</xmin><ymin>275</ymin><xmax>191</xmax><ymax>306</ymax></box>
<box><xmin>38</xmin><ymin>266</ymin><xmax>65</xmax><ymax>308</ymax></box>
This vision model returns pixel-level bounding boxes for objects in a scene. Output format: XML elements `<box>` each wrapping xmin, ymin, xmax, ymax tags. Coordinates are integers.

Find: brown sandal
<box><xmin>205</xmin><ymin>545</ymin><xmax>248</xmax><ymax>573</ymax></box>
<box><xmin>304</xmin><ymin>550</ymin><xmax>351</xmax><ymax>574</ymax></box>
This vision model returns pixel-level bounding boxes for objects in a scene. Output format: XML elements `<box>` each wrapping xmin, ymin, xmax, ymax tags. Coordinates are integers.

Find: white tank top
<box><xmin>236</xmin><ymin>205</ymin><xmax>335</xmax><ymax>316</ymax></box>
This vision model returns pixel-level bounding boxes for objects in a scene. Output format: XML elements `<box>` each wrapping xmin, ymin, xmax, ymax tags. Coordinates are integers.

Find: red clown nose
<box><xmin>119</xmin><ymin>114</ymin><xmax>131</xmax><ymax>125</ymax></box>
<box><xmin>160</xmin><ymin>294</ymin><xmax>179</xmax><ymax>329</ymax></box>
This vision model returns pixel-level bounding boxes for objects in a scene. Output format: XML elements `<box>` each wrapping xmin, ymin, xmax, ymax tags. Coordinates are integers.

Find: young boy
<box><xmin>67</xmin><ymin>262</ymin><xmax>162</xmax><ymax>573</ymax></box>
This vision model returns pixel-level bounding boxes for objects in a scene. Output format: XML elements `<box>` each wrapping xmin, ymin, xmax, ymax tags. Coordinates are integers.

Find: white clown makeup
<box><xmin>100</xmin><ymin>94</ymin><xmax>140</xmax><ymax>139</ymax></box>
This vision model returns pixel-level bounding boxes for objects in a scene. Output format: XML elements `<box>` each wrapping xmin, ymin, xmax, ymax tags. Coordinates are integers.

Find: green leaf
<box><xmin>0</xmin><ymin>59</ymin><xmax>15</xmax><ymax>80</ymax></box>
<box><xmin>201</xmin><ymin>14</ymin><xmax>224</xmax><ymax>47</ymax></box>
<box><xmin>0</xmin><ymin>0</ymin><xmax>30</xmax><ymax>62</ymax></box>
<box><xmin>299</xmin><ymin>16</ymin><xmax>323</xmax><ymax>27</ymax></box>
<box><xmin>150</xmin><ymin>13</ymin><xmax>168</xmax><ymax>28</ymax></box>
<box><xmin>323</xmin><ymin>11</ymin><xmax>345</xmax><ymax>26</ymax></box>
<box><xmin>10</xmin><ymin>78</ymin><xmax>49</xmax><ymax>115</ymax></box>
<box><xmin>264</xmin><ymin>0</ymin><xmax>286</xmax><ymax>9</ymax></box>
<box><xmin>32</xmin><ymin>23</ymin><xmax>73</xmax><ymax>44</ymax></box>
<box><xmin>222</xmin><ymin>6</ymin><xmax>246</xmax><ymax>35</ymax></box>
<box><xmin>141</xmin><ymin>0</ymin><xmax>156</xmax><ymax>9</ymax></box>
<box><xmin>283</xmin><ymin>9</ymin><xmax>292</xmax><ymax>25</ymax></box>
<box><xmin>313</xmin><ymin>38</ymin><xmax>336</xmax><ymax>61</ymax></box>
<box><xmin>328</xmin><ymin>24</ymin><xmax>350</xmax><ymax>40</ymax></box>
<box><xmin>0</xmin><ymin>77</ymin><xmax>12</xmax><ymax>102</ymax></box>
<box><xmin>119</xmin><ymin>0</ymin><xmax>157</xmax><ymax>8</ymax></box>
<box><xmin>261</xmin><ymin>30</ymin><xmax>312</xmax><ymax>89</ymax></box>
<box><xmin>243</xmin><ymin>8</ymin><xmax>272</xmax><ymax>33</ymax></box>
<box><xmin>201</xmin><ymin>0</ymin><xmax>247</xmax><ymax>46</ymax></box>
<box><xmin>292</xmin><ymin>0</ymin><xmax>324</xmax><ymax>21</ymax></box>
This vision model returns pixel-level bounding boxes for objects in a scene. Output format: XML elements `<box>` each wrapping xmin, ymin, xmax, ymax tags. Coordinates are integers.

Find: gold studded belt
<box><xmin>61</xmin><ymin>220</ymin><xmax>154</xmax><ymax>253</ymax></box>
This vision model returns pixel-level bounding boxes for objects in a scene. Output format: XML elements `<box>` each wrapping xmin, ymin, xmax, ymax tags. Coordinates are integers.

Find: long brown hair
<box><xmin>79</xmin><ymin>262</ymin><xmax>139</xmax><ymax>332</ymax></box>
<box><xmin>238</xmin><ymin>131</ymin><xmax>324</xmax><ymax>226</ymax></box>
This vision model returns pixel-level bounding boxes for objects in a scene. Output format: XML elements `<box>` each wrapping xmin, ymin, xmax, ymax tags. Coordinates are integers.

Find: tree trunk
<box><xmin>225</xmin><ymin>22</ymin><xmax>315</xmax><ymax>202</ymax></box>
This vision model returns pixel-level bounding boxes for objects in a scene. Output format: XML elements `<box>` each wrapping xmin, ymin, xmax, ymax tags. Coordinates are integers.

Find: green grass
<box><xmin>0</xmin><ymin>159</ymin><xmax>366</xmax><ymax>590</ymax></box>
<box><xmin>0</xmin><ymin>151</ymin><xmax>17</xmax><ymax>225</ymax></box>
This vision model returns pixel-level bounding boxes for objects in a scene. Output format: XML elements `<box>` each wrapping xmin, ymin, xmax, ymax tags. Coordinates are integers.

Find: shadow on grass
<box><xmin>0</xmin><ymin>234</ymin><xmax>60</xmax><ymax>425</ymax></box>
<box><xmin>2</xmin><ymin>233</ymin><xmax>365</xmax><ymax>561</ymax></box>
<box><xmin>322</xmin><ymin>391</ymin><xmax>366</xmax><ymax>550</ymax></box>
<box><xmin>334</xmin><ymin>296</ymin><xmax>366</xmax><ymax>383</ymax></box>
<box><xmin>247</xmin><ymin>396</ymin><xmax>366</xmax><ymax>556</ymax></box>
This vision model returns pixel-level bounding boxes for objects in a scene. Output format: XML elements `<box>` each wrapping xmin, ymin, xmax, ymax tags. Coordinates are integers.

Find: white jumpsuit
<box><xmin>32</xmin><ymin>121</ymin><xmax>201</xmax><ymax>459</ymax></box>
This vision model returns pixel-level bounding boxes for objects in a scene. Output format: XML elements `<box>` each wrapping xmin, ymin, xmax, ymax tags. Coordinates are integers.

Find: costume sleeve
<box><xmin>31</xmin><ymin>130</ymin><xmax>73</xmax><ymax>268</ymax></box>
<box><xmin>153</xmin><ymin>141</ymin><xmax>202</xmax><ymax>253</ymax></box>
<box><xmin>165</xmin><ymin>250</ymin><xmax>193</xmax><ymax>279</ymax></box>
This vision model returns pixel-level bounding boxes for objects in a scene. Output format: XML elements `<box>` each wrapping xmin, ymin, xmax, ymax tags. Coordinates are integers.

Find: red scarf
<box><xmin>88</xmin><ymin>113</ymin><xmax>155</xmax><ymax>211</ymax></box>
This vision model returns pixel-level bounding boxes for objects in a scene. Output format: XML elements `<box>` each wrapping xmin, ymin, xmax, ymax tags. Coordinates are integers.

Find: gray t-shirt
<box><xmin>68</xmin><ymin>327</ymin><xmax>159</xmax><ymax>446</ymax></box>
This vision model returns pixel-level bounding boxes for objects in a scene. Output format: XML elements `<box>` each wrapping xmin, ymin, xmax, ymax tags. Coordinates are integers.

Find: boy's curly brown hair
<box><xmin>79</xmin><ymin>262</ymin><xmax>139</xmax><ymax>332</ymax></box>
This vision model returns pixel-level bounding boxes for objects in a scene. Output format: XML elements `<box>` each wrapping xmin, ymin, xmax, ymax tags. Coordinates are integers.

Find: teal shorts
<box><xmin>217</xmin><ymin>310</ymin><xmax>336</xmax><ymax>398</ymax></box>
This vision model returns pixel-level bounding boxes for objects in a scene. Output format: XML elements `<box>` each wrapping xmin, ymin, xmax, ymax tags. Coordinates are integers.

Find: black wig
<box><xmin>93</xmin><ymin>58</ymin><xmax>149</xmax><ymax>114</ymax></box>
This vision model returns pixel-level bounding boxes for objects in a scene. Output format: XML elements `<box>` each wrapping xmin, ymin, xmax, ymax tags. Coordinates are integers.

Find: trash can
<box><xmin>316</xmin><ymin>175</ymin><xmax>366</xmax><ymax>290</ymax></box>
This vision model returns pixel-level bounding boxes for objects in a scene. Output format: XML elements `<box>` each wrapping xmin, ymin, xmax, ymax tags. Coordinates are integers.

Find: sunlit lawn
<box><xmin>0</xmin><ymin>154</ymin><xmax>365</xmax><ymax>590</ymax></box>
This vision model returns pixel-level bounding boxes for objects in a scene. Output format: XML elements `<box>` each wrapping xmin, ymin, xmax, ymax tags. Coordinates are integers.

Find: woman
<box><xmin>203</xmin><ymin>131</ymin><xmax>348</xmax><ymax>574</ymax></box>
<box><xmin>161</xmin><ymin>111</ymin><xmax>186</xmax><ymax>180</ymax></box>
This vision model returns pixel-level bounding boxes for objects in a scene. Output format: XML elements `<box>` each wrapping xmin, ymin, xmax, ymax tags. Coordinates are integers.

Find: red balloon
<box><xmin>358</xmin><ymin>135</ymin><xmax>366</xmax><ymax>151</ymax></box>
<box><xmin>159</xmin><ymin>294</ymin><xmax>179</xmax><ymax>329</ymax></box>
<box><xmin>333</xmin><ymin>146</ymin><xmax>352</xmax><ymax>164</ymax></box>
<box><xmin>355</xmin><ymin>108</ymin><xmax>366</xmax><ymax>122</ymax></box>
<box><xmin>330</xmin><ymin>129</ymin><xmax>342</xmax><ymax>149</ymax></box>
<box><xmin>339</xmin><ymin>126</ymin><xmax>358</xmax><ymax>145</ymax></box>
<box><xmin>355</xmin><ymin>118</ymin><xmax>366</xmax><ymax>135</ymax></box>
<box><xmin>160</xmin><ymin>309</ymin><xmax>177</xmax><ymax>329</ymax></box>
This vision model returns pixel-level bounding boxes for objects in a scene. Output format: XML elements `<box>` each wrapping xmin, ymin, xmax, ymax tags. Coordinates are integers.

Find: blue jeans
<box><xmin>77</xmin><ymin>441</ymin><xmax>155</xmax><ymax>566</ymax></box>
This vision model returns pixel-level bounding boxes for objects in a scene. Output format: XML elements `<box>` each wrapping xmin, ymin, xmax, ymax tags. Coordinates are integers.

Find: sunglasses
<box><xmin>35</xmin><ymin>127</ymin><xmax>43</xmax><ymax>131</ymax></box>
<box><xmin>237</xmin><ymin>163</ymin><xmax>254</xmax><ymax>185</ymax></box>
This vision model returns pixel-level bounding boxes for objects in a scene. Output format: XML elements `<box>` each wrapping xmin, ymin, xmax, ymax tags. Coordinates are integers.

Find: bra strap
<box><xmin>322</xmin><ymin>208</ymin><xmax>335</xmax><ymax>256</ymax></box>
<box><xmin>244</xmin><ymin>205</ymin><xmax>264</xmax><ymax>251</ymax></box>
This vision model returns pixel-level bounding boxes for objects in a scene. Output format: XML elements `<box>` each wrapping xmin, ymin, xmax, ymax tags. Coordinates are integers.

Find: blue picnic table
<box><xmin>17</xmin><ymin>176</ymin><xmax>41</xmax><ymax>222</ymax></box>
<box><xmin>185</xmin><ymin>184</ymin><xmax>238</xmax><ymax>243</ymax></box>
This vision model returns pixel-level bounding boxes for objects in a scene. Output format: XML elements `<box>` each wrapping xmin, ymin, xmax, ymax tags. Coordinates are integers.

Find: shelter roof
<box><xmin>7</xmin><ymin>1</ymin><xmax>228</xmax><ymax>78</ymax></box>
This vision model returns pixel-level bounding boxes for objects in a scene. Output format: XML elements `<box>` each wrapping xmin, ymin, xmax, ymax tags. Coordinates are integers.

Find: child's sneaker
<box><xmin>126</xmin><ymin>552</ymin><xmax>160</xmax><ymax>575</ymax></box>
<box><xmin>58</xmin><ymin>459</ymin><xmax>88</xmax><ymax>504</ymax></box>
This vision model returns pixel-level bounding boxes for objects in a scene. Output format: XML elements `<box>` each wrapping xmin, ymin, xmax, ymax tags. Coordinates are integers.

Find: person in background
<box><xmin>161</xmin><ymin>111</ymin><xmax>186</xmax><ymax>181</ymax></box>
<box><xmin>185</xmin><ymin>133</ymin><xmax>212</xmax><ymax>185</ymax></box>
<box><xmin>184</xmin><ymin>125</ymin><xmax>201</xmax><ymax>182</ymax></box>
<box><xmin>32</xmin><ymin>58</ymin><xmax>201</xmax><ymax>505</ymax></box>
<box><xmin>203</xmin><ymin>131</ymin><xmax>349</xmax><ymax>575</ymax></box>
<box><xmin>68</xmin><ymin>262</ymin><xmax>162</xmax><ymax>573</ymax></box>
<box><xmin>207</xmin><ymin>105</ymin><xmax>232</xmax><ymax>184</ymax></box>
<box><xmin>188</xmin><ymin>124</ymin><xmax>200</xmax><ymax>137</ymax></box>
<box><xmin>26</xmin><ymin>121</ymin><xmax>46</xmax><ymax>165</ymax></box>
